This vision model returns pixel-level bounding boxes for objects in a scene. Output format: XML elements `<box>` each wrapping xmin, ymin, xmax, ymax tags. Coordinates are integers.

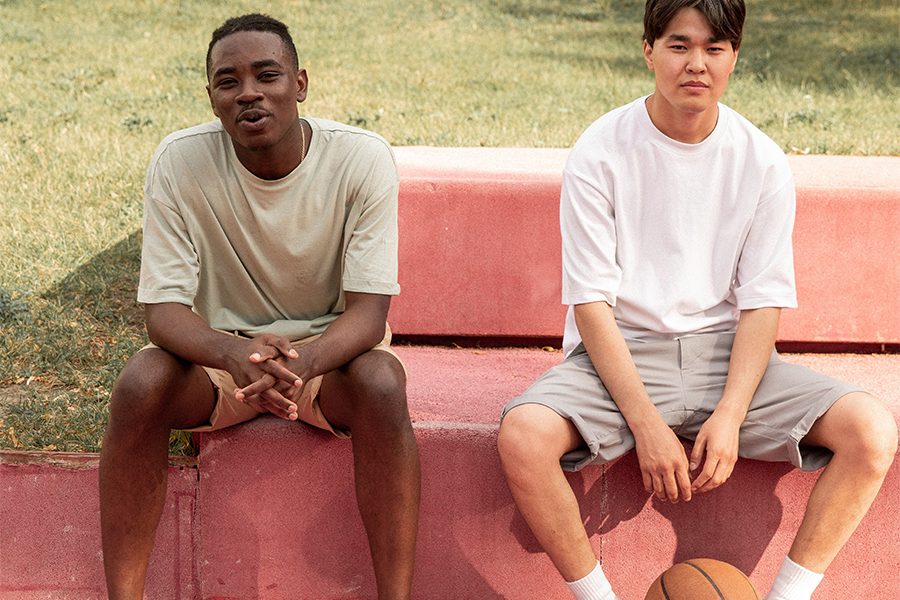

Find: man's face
<box><xmin>642</xmin><ymin>7</ymin><xmax>738</xmax><ymax>132</ymax></box>
<box><xmin>206</xmin><ymin>30</ymin><xmax>307</xmax><ymax>165</ymax></box>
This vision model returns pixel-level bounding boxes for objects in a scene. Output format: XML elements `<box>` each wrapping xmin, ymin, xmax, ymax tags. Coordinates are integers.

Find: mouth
<box><xmin>237</xmin><ymin>108</ymin><xmax>271</xmax><ymax>132</ymax></box>
<box><xmin>681</xmin><ymin>80</ymin><xmax>709</xmax><ymax>90</ymax></box>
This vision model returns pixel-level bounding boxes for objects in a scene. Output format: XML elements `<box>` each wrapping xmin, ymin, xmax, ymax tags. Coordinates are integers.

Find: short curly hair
<box><xmin>643</xmin><ymin>0</ymin><xmax>745</xmax><ymax>51</ymax></box>
<box><xmin>206</xmin><ymin>14</ymin><xmax>299</xmax><ymax>80</ymax></box>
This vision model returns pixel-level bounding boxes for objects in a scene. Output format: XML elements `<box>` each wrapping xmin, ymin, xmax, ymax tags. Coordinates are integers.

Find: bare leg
<box><xmin>788</xmin><ymin>392</ymin><xmax>898</xmax><ymax>573</ymax></box>
<box><xmin>497</xmin><ymin>403</ymin><xmax>598</xmax><ymax>582</ymax></box>
<box><xmin>319</xmin><ymin>350</ymin><xmax>421</xmax><ymax>600</ymax></box>
<box><xmin>100</xmin><ymin>349</ymin><xmax>216</xmax><ymax>600</ymax></box>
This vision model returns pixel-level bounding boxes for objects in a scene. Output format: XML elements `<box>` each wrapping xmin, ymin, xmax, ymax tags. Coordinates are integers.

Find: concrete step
<box><xmin>389</xmin><ymin>150</ymin><xmax>900</xmax><ymax>348</ymax></box>
<box><xmin>3</xmin><ymin>346</ymin><xmax>897</xmax><ymax>599</ymax></box>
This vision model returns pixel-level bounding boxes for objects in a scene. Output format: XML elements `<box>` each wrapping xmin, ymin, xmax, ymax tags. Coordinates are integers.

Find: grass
<box><xmin>0</xmin><ymin>0</ymin><xmax>897</xmax><ymax>454</ymax></box>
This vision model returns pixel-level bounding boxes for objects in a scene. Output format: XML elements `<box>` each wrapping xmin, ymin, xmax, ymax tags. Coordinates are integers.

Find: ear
<box><xmin>206</xmin><ymin>85</ymin><xmax>219</xmax><ymax>118</ymax></box>
<box><xmin>296</xmin><ymin>69</ymin><xmax>309</xmax><ymax>104</ymax></box>
<box><xmin>642</xmin><ymin>39</ymin><xmax>655</xmax><ymax>71</ymax></box>
<box><xmin>729</xmin><ymin>49</ymin><xmax>739</xmax><ymax>74</ymax></box>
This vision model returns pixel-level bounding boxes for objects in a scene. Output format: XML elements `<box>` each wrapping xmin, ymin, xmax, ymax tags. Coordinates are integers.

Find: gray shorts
<box><xmin>501</xmin><ymin>333</ymin><xmax>862</xmax><ymax>472</ymax></box>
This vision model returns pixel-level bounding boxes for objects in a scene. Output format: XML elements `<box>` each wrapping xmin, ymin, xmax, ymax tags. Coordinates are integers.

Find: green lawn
<box><xmin>1</xmin><ymin>0</ymin><xmax>897</xmax><ymax>453</ymax></box>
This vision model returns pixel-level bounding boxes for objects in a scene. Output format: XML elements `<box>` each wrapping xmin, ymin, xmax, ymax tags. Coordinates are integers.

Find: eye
<box><xmin>215</xmin><ymin>78</ymin><xmax>237</xmax><ymax>89</ymax></box>
<box><xmin>259</xmin><ymin>72</ymin><xmax>280</xmax><ymax>81</ymax></box>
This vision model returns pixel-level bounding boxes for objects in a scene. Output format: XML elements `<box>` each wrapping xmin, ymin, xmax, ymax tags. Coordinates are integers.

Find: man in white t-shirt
<box><xmin>498</xmin><ymin>1</ymin><xmax>897</xmax><ymax>600</ymax></box>
<box><xmin>99</xmin><ymin>14</ymin><xmax>420</xmax><ymax>600</ymax></box>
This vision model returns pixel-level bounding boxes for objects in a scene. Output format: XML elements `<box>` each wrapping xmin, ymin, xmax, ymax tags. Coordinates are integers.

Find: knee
<box><xmin>867</xmin><ymin>407</ymin><xmax>899</xmax><ymax>474</ymax></box>
<box><xmin>342</xmin><ymin>350</ymin><xmax>409</xmax><ymax>426</ymax></box>
<box><xmin>497</xmin><ymin>409</ymin><xmax>529</xmax><ymax>468</ymax></box>
<box><xmin>836</xmin><ymin>393</ymin><xmax>898</xmax><ymax>475</ymax></box>
<box><xmin>107</xmin><ymin>349</ymin><xmax>186</xmax><ymax>430</ymax></box>
<box><xmin>498</xmin><ymin>404</ymin><xmax>564</xmax><ymax>476</ymax></box>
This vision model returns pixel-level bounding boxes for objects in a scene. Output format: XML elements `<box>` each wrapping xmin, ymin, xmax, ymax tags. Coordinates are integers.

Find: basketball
<box><xmin>644</xmin><ymin>559</ymin><xmax>760</xmax><ymax>600</ymax></box>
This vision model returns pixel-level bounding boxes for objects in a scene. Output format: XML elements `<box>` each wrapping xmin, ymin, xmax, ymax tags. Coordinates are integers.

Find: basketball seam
<box><xmin>660</xmin><ymin>572</ymin><xmax>672</xmax><ymax>600</ymax></box>
<box><xmin>685</xmin><ymin>561</ymin><xmax>726</xmax><ymax>600</ymax></box>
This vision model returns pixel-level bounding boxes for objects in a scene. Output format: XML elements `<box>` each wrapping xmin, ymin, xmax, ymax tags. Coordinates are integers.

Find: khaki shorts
<box><xmin>142</xmin><ymin>324</ymin><xmax>403</xmax><ymax>438</ymax></box>
<box><xmin>502</xmin><ymin>333</ymin><xmax>862</xmax><ymax>472</ymax></box>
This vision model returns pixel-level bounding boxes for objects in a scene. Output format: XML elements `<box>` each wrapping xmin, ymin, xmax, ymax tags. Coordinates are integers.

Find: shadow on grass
<box><xmin>42</xmin><ymin>229</ymin><xmax>144</xmax><ymax>329</ymax></box>
<box><xmin>0</xmin><ymin>230</ymin><xmax>145</xmax><ymax>392</ymax></box>
<box><xmin>495</xmin><ymin>0</ymin><xmax>898</xmax><ymax>91</ymax></box>
<box><xmin>36</xmin><ymin>230</ymin><xmax>146</xmax><ymax>394</ymax></box>
<box><xmin>739</xmin><ymin>0</ymin><xmax>898</xmax><ymax>91</ymax></box>
<box><xmin>0</xmin><ymin>230</ymin><xmax>194</xmax><ymax>454</ymax></box>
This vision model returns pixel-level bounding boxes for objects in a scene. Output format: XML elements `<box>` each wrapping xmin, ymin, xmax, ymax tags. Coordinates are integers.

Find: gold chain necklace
<box><xmin>300</xmin><ymin>119</ymin><xmax>306</xmax><ymax>163</ymax></box>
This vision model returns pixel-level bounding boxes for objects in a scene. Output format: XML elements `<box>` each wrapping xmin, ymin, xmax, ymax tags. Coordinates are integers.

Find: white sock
<box><xmin>765</xmin><ymin>556</ymin><xmax>824</xmax><ymax>600</ymax></box>
<box><xmin>565</xmin><ymin>561</ymin><xmax>621</xmax><ymax>600</ymax></box>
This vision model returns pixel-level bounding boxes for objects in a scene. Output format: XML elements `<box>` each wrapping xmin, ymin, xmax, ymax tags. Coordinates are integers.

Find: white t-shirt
<box><xmin>561</xmin><ymin>97</ymin><xmax>797</xmax><ymax>355</ymax></box>
<box><xmin>138</xmin><ymin>118</ymin><xmax>400</xmax><ymax>340</ymax></box>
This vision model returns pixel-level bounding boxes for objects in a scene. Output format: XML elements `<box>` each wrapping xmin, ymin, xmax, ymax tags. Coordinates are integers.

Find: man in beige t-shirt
<box><xmin>100</xmin><ymin>14</ymin><xmax>420</xmax><ymax>600</ymax></box>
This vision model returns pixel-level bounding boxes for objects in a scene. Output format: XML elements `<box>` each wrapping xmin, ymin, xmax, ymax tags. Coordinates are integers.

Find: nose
<box><xmin>686</xmin><ymin>49</ymin><xmax>706</xmax><ymax>74</ymax></box>
<box><xmin>235</xmin><ymin>81</ymin><xmax>264</xmax><ymax>104</ymax></box>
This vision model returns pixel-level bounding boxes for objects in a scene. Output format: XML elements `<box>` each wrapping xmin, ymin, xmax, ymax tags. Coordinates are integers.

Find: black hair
<box><xmin>206</xmin><ymin>13</ymin><xmax>299</xmax><ymax>80</ymax></box>
<box><xmin>643</xmin><ymin>0</ymin><xmax>745</xmax><ymax>51</ymax></box>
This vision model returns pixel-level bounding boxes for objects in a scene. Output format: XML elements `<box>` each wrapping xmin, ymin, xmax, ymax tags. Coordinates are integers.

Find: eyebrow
<box><xmin>211</xmin><ymin>58</ymin><xmax>285</xmax><ymax>81</ymax></box>
<box><xmin>665</xmin><ymin>33</ymin><xmax>726</xmax><ymax>44</ymax></box>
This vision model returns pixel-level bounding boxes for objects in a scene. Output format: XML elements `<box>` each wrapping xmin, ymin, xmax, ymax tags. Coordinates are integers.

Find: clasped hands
<box><xmin>230</xmin><ymin>334</ymin><xmax>307</xmax><ymax>421</ymax></box>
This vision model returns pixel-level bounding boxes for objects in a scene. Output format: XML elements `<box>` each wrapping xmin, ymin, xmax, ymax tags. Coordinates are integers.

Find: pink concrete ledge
<box><xmin>389</xmin><ymin>149</ymin><xmax>900</xmax><ymax>347</ymax></box>
<box><xmin>3</xmin><ymin>348</ymin><xmax>897</xmax><ymax>600</ymax></box>
<box><xmin>189</xmin><ymin>349</ymin><xmax>900</xmax><ymax>600</ymax></box>
<box><xmin>0</xmin><ymin>458</ymin><xmax>198</xmax><ymax>599</ymax></box>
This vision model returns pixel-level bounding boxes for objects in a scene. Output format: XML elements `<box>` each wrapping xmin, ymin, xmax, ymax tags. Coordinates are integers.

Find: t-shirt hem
<box><xmin>343</xmin><ymin>280</ymin><xmax>401</xmax><ymax>296</ymax></box>
<box><xmin>137</xmin><ymin>288</ymin><xmax>194</xmax><ymax>306</ymax></box>
<box><xmin>734</xmin><ymin>295</ymin><xmax>798</xmax><ymax>310</ymax></box>
<box><xmin>561</xmin><ymin>292</ymin><xmax>615</xmax><ymax>307</ymax></box>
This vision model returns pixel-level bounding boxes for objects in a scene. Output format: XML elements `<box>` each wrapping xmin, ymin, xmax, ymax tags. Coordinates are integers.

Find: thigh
<box><xmin>179</xmin><ymin>364</ymin><xmax>270</xmax><ymax>433</ymax></box>
<box><xmin>502</xmin><ymin>337</ymin><xmax>705</xmax><ymax>471</ymax></box>
<box><xmin>318</xmin><ymin>347</ymin><xmax>409</xmax><ymax>433</ymax></box>
<box><xmin>112</xmin><ymin>346</ymin><xmax>218</xmax><ymax>431</ymax></box>
<box><xmin>499</xmin><ymin>402</ymin><xmax>586</xmax><ymax>461</ymax></box>
<box><xmin>502</xmin><ymin>344</ymin><xmax>637</xmax><ymax>471</ymax></box>
<box><xmin>801</xmin><ymin>391</ymin><xmax>898</xmax><ymax>455</ymax></box>
<box><xmin>734</xmin><ymin>355</ymin><xmax>864</xmax><ymax>471</ymax></box>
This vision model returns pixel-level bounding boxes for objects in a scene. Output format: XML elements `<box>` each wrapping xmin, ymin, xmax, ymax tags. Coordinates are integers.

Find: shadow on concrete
<box><xmin>297</xmin><ymin>430</ymin><xmax>515</xmax><ymax>599</ymax></box>
<box><xmin>509</xmin><ymin>448</ymin><xmax>790</xmax><ymax>576</ymax></box>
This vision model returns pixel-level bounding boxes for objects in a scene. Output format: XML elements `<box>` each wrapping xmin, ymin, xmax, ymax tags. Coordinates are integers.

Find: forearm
<box><xmin>683</xmin><ymin>308</ymin><xmax>781</xmax><ymax>493</ymax></box>
<box><xmin>145</xmin><ymin>302</ymin><xmax>247</xmax><ymax>371</ymax></box>
<box><xmin>288</xmin><ymin>291</ymin><xmax>390</xmax><ymax>381</ymax></box>
<box><xmin>717</xmin><ymin>307</ymin><xmax>781</xmax><ymax>417</ymax></box>
<box><xmin>576</xmin><ymin>301</ymin><xmax>694</xmax><ymax>501</ymax></box>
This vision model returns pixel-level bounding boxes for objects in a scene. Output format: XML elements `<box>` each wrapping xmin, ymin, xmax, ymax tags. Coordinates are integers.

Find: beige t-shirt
<box><xmin>138</xmin><ymin>118</ymin><xmax>400</xmax><ymax>340</ymax></box>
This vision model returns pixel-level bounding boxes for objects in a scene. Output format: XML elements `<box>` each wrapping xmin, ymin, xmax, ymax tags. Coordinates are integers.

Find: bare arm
<box><xmin>689</xmin><ymin>306</ymin><xmax>781</xmax><ymax>493</ymax></box>
<box><xmin>574</xmin><ymin>301</ymin><xmax>693</xmax><ymax>502</ymax></box>
<box><xmin>145</xmin><ymin>303</ymin><xmax>287</xmax><ymax>373</ymax></box>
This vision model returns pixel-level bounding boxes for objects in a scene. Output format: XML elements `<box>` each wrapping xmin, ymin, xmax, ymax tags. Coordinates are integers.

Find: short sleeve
<box><xmin>560</xmin><ymin>156</ymin><xmax>620</xmax><ymax>308</ymax></box>
<box><xmin>341</xmin><ymin>140</ymin><xmax>401</xmax><ymax>296</ymax></box>
<box><xmin>733</xmin><ymin>175</ymin><xmax>798</xmax><ymax>310</ymax></box>
<box><xmin>136</xmin><ymin>147</ymin><xmax>201</xmax><ymax>306</ymax></box>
